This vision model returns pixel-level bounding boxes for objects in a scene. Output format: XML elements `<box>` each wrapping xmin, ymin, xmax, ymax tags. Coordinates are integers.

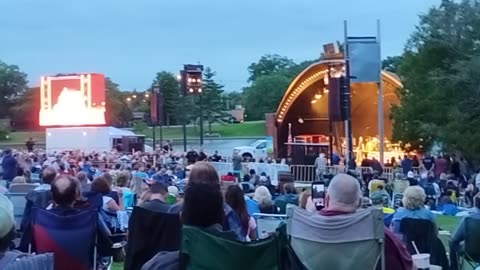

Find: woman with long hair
<box><xmin>225</xmin><ymin>185</ymin><xmax>257</xmax><ymax>240</ymax></box>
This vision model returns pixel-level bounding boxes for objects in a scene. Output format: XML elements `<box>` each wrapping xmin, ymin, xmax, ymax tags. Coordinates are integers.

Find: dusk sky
<box><xmin>1</xmin><ymin>0</ymin><xmax>439</xmax><ymax>91</ymax></box>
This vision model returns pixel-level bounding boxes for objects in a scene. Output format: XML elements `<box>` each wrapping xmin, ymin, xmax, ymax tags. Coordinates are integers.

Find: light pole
<box><xmin>181</xmin><ymin>64</ymin><xmax>204</xmax><ymax>149</ymax></box>
<box><xmin>151</xmin><ymin>83</ymin><xmax>160</xmax><ymax>151</ymax></box>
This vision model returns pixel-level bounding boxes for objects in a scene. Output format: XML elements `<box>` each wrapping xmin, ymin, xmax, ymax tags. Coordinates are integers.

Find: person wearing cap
<box><xmin>371</xmin><ymin>191</ymin><xmax>395</xmax><ymax>227</ymax></box>
<box><xmin>139</xmin><ymin>177</ymin><xmax>172</xmax><ymax>213</ymax></box>
<box><xmin>406</xmin><ymin>171</ymin><xmax>417</xmax><ymax>186</ymax></box>
<box><xmin>369</xmin><ymin>184</ymin><xmax>391</xmax><ymax>206</ymax></box>
<box><xmin>0</xmin><ymin>193</ymin><xmax>15</xmax><ymax>253</ymax></box>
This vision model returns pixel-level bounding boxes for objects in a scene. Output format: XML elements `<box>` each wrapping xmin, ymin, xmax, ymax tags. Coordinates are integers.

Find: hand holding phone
<box><xmin>311</xmin><ymin>181</ymin><xmax>326</xmax><ymax>210</ymax></box>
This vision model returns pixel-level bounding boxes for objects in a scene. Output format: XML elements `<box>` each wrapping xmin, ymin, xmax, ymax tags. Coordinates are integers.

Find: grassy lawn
<box><xmin>0</xmin><ymin>121</ymin><xmax>265</xmax><ymax>145</ymax></box>
<box><xmin>436</xmin><ymin>214</ymin><xmax>461</xmax><ymax>233</ymax></box>
<box><xmin>140</xmin><ymin>121</ymin><xmax>265</xmax><ymax>139</ymax></box>
<box><xmin>112</xmin><ymin>262</ymin><xmax>123</xmax><ymax>270</ymax></box>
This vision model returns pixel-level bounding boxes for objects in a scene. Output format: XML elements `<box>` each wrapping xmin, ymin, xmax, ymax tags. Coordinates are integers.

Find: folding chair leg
<box><xmin>93</xmin><ymin>235</ymin><xmax>97</xmax><ymax>270</ymax></box>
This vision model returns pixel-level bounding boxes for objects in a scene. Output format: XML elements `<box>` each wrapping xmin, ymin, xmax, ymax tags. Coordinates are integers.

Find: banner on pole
<box><xmin>346</xmin><ymin>37</ymin><xmax>381</xmax><ymax>83</ymax></box>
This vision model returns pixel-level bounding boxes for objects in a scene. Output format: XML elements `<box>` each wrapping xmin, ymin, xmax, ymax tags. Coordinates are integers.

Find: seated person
<box><xmin>142</xmin><ymin>181</ymin><xmax>234</xmax><ymax>269</ymax></box>
<box><xmin>369</xmin><ymin>184</ymin><xmax>391</xmax><ymax>206</ymax></box>
<box><xmin>47</xmin><ymin>175</ymin><xmax>85</xmax><ymax>212</ymax></box>
<box><xmin>19</xmin><ymin>166</ymin><xmax>57</xmax><ymax>252</ymax></box>
<box><xmin>225</xmin><ymin>185</ymin><xmax>257</xmax><ymax>241</ymax></box>
<box><xmin>253</xmin><ymin>186</ymin><xmax>278</xmax><ymax>214</ymax></box>
<box><xmin>241</xmin><ymin>175</ymin><xmax>255</xmax><ymax>193</ymax></box>
<box><xmin>274</xmin><ymin>183</ymin><xmax>299</xmax><ymax>213</ymax></box>
<box><xmin>391</xmin><ymin>186</ymin><xmax>435</xmax><ymax>235</ymax></box>
<box><xmin>319</xmin><ymin>174</ymin><xmax>413</xmax><ymax>270</ymax></box>
<box><xmin>169</xmin><ymin>162</ymin><xmax>245</xmax><ymax>241</ymax></box>
<box><xmin>139</xmin><ymin>180</ymin><xmax>172</xmax><ymax>213</ymax></box>
<box><xmin>436</xmin><ymin>190</ymin><xmax>459</xmax><ymax>216</ymax></box>
<box><xmin>91</xmin><ymin>176</ymin><xmax>124</xmax><ymax>213</ymax></box>
<box><xmin>371</xmin><ymin>192</ymin><xmax>395</xmax><ymax>227</ymax></box>
<box><xmin>221</xmin><ymin>172</ymin><xmax>236</xmax><ymax>182</ymax></box>
<box><xmin>449</xmin><ymin>193</ymin><xmax>480</xmax><ymax>270</ymax></box>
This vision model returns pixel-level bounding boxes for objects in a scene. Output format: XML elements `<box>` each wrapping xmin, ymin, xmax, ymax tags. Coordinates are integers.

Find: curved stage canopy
<box><xmin>273</xmin><ymin>60</ymin><xmax>403</xmax><ymax>158</ymax></box>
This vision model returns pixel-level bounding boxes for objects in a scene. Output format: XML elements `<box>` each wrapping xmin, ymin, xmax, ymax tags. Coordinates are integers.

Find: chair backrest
<box><xmin>9</xmin><ymin>184</ymin><xmax>38</xmax><ymax>193</ymax></box>
<box><xmin>2</xmin><ymin>252</ymin><xmax>54</xmax><ymax>270</ymax></box>
<box><xmin>287</xmin><ymin>207</ymin><xmax>385</xmax><ymax>270</ymax></box>
<box><xmin>180</xmin><ymin>223</ymin><xmax>287</xmax><ymax>270</ymax></box>
<box><xmin>464</xmin><ymin>217</ymin><xmax>480</xmax><ymax>262</ymax></box>
<box><xmin>252</xmin><ymin>213</ymin><xmax>287</xmax><ymax>239</ymax></box>
<box><xmin>3</xmin><ymin>192</ymin><xmax>29</xmax><ymax>219</ymax></box>
<box><xmin>124</xmin><ymin>206</ymin><xmax>181</xmax><ymax>270</ymax></box>
<box><xmin>31</xmin><ymin>207</ymin><xmax>98</xmax><ymax>270</ymax></box>
<box><xmin>31</xmin><ymin>173</ymin><xmax>41</xmax><ymax>182</ymax></box>
<box><xmin>399</xmin><ymin>218</ymin><xmax>436</xmax><ymax>255</ymax></box>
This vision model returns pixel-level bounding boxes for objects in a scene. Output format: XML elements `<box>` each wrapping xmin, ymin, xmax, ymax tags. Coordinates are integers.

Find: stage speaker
<box><xmin>328</xmin><ymin>78</ymin><xmax>343</xmax><ymax>122</ymax></box>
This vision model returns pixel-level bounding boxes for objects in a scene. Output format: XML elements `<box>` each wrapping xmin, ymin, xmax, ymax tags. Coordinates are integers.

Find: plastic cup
<box><xmin>412</xmin><ymin>254</ymin><xmax>430</xmax><ymax>269</ymax></box>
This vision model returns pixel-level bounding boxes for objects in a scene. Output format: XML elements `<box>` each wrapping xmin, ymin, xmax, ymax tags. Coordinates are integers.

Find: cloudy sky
<box><xmin>0</xmin><ymin>0</ymin><xmax>439</xmax><ymax>91</ymax></box>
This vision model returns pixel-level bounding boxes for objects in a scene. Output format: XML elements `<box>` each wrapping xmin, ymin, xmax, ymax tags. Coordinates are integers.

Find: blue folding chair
<box><xmin>31</xmin><ymin>207</ymin><xmax>98</xmax><ymax>270</ymax></box>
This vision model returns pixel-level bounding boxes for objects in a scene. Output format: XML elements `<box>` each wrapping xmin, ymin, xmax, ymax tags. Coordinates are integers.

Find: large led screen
<box><xmin>39</xmin><ymin>73</ymin><xmax>106</xmax><ymax>126</ymax></box>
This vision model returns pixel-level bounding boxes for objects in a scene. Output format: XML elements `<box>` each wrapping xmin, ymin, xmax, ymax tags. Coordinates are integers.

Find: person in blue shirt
<box><xmin>449</xmin><ymin>194</ymin><xmax>480</xmax><ymax>270</ymax></box>
<box><xmin>401</xmin><ymin>155</ymin><xmax>412</xmax><ymax>176</ymax></box>
<box><xmin>331</xmin><ymin>152</ymin><xmax>340</xmax><ymax>166</ymax></box>
<box><xmin>1</xmin><ymin>149</ymin><xmax>17</xmax><ymax>184</ymax></box>
<box><xmin>391</xmin><ymin>186</ymin><xmax>435</xmax><ymax>234</ymax></box>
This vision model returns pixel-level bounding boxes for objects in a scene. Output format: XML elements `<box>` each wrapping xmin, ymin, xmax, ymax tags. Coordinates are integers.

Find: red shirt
<box><xmin>319</xmin><ymin>209</ymin><xmax>413</xmax><ymax>270</ymax></box>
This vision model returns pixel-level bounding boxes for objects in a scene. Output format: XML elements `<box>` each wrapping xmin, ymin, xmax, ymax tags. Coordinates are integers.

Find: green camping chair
<box><xmin>459</xmin><ymin>218</ymin><xmax>480</xmax><ymax>270</ymax></box>
<box><xmin>287</xmin><ymin>207</ymin><xmax>385</xmax><ymax>270</ymax></box>
<box><xmin>180</xmin><ymin>223</ymin><xmax>290</xmax><ymax>270</ymax></box>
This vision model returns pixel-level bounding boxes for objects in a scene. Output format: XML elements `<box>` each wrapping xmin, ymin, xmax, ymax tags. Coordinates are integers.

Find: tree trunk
<box><xmin>208</xmin><ymin>116</ymin><xmax>212</xmax><ymax>134</ymax></box>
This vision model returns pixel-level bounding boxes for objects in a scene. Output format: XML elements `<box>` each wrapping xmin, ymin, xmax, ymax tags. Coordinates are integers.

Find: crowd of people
<box><xmin>0</xmin><ymin>145</ymin><xmax>479</xmax><ymax>269</ymax></box>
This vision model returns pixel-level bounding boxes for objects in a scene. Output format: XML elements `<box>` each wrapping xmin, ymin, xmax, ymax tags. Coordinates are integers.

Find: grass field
<box><xmin>139</xmin><ymin>121</ymin><xmax>265</xmax><ymax>139</ymax></box>
<box><xmin>1</xmin><ymin>121</ymin><xmax>265</xmax><ymax>145</ymax></box>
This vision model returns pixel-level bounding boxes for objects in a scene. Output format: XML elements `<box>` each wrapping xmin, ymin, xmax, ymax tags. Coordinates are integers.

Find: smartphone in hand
<box><xmin>311</xmin><ymin>181</ymin><xmax>326</xmax><ymax>211</ymax></box>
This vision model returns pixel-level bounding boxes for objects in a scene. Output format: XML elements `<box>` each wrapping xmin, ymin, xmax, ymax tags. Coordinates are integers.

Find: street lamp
<box><xmin>181</xmin><ymin>64</ymin><xmax>204</xmax><ymax>145</ymax></box>
<box><xmin>151</xmin><ymin>83</ymin><xmax>160</xmax><ymax>151</ymax></box>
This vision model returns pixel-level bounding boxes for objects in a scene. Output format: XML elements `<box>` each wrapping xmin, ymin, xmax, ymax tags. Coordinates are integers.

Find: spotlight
<box><xmin>298</xmin><ymin>118</ymin><xmax>304</xmax><ymax>124</ymax></box>
<box><xmin>315</xmin><ymin>93</ymin><xmax>322</xmax><ymax>99</ymax></box>
<box><xmin>311</xmin><ymin>100</ymin><xmax>317</xmax><ymax>104</ymax></box>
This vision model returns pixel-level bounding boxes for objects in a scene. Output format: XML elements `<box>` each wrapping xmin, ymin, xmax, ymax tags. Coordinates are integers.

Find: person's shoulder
<box><xmin>393</xmin><ymin>207</ymin><xmax>408</xmax><ymax>217</ymax></box>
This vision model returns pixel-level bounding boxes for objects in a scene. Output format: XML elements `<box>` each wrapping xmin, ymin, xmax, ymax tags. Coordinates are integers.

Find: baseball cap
<box><xmin>370</xmin><ymin>192</ymin><xmax>384</xmax><ymax>205</ymax></box>
<box><xmin>0</xmin><ymin>194</ymin><xmax>14</xmax><ymax>238</ymax></box>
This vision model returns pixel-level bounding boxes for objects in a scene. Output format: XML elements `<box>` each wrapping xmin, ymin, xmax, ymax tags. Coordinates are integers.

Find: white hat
<box><xmin>407</xmin><ymin>171</ymin><xmax>414</xmax><ymax>178</ymax></box>
<box><xmin>168</xmin><ymin>186</ymin><xmax>179</xmax><ymax>197</ymax></box>
<box><xmin>0</xmin><ymin>194</ymin><xmax>14</xmax><ymax>238</ymax></box>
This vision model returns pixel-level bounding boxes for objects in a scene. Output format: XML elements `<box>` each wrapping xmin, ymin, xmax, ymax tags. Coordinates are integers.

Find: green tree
<box><xmin>222</xmin><ymin>91</ymin><xmax>243</xmax><ymax>110</ymax></box>
<box><xmin>10</xmin><ymin>87</ymin><xmax>39</xmax><ymax>130</ymax></box>
<box><xmin>247</xmin><ymin>54</ymin><xmax>295</xmax><ymax>82</ymax></box>
<box><xmin>382</xmin><ymin>56</ymin><xmax>403</xmax><ymax>73</ymax></box>
<box><xmin>0</xmin><ymin>61</ymin><xmax>28</xmax><ymax>118</ymax></box>
<box><xmin>153</xmin><ymin>72</ymin><xmax>181</xmax><ymax>126</ymax></box>
<box><xmin>243</xmin><ymin>74</ymin><xmax>291</xmax><ymax>120</ymax></box>
<box><xmin>105</xmin><ymin>77</ymin><xmax>133</xmax><ymax>126</ymax></box>
<box><xmin>392</xmin><ymin>0</ymin><xmax>480</xmax><ymax>160</ymax></box>
<box><xmin>198</xmin><ymin>67</ymin><xmax>227</xmax><ymax>133</ymax></box>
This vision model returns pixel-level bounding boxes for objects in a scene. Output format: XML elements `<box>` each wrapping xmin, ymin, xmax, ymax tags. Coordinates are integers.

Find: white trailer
<box><xmin>46</xmin><ymin>126</ymin><xmax>141</xmax><ymax>153</ymax></box>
